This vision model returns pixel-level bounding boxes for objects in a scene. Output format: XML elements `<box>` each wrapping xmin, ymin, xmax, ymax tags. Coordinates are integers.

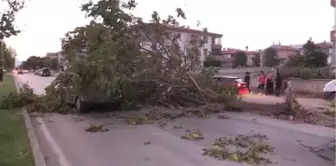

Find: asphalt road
<box><xmin>15</xmin><ymin>73</ymin><xmax>335</xmax><ymax>166</ymax></box>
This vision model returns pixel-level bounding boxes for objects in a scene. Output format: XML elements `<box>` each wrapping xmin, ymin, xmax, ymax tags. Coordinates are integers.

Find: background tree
<box><xmin>21</xmin><ymin>56</ymin><xmax>42</xmax><ymax>69</ymax></box>
<box><xmin>301</xmin><ymin>39</ymin><xmax>327</xmax><ymax>67</ymax></box>
<box><xmin>0</xmin><ymin>42</ymin><xmax>16</xmax><ymax>70</ymax></box>
<box><xmin>0</xmin><ymin>0</ymin><xmax>25</xmax><ymax>39</ymax></box>
<box><xmin>203</xmin><ymin>56</ymin><xmax>221</xmax><ymax>67</ymax></box>
<box><xmin>285</xmin><ymin>54</ymin><xmax>306</xmax><ymax>67</ymax></box>
<box><xmin>251</xmin><ymin>53</ymin><xmax>260</xmax><ymax>67</ymax></box>
<box><xmin>233</xmin><ymin>51</ymin><xmax>247</xmax><ymax>68</ymax></box>
<box><xmin>263</xmin><ymin>47</ymin><xmax>279</xmax><ymax>67</ymax></box>
<box><xmin>284</xmin><ymin>39</ymin><xmax>328</xmax><ymax>68</ymax></box>
<box><xmin>21</xmin><ymin>56</ymin><xmax>59</xmax><ymax>70</ymax></box>
<box><xmin>0</xmin><ymin>0</ymin><xmax>25</xmax><ymax>70</ymax></box>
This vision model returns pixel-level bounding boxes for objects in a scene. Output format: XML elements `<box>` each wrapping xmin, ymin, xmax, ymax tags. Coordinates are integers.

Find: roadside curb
<box><xmin>13</xmin><ymin>75</ymin><xmax>47</xmax><ymax>166</ymax></box>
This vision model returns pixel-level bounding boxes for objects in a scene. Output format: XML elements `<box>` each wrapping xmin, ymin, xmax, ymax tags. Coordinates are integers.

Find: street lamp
<box><xmin>0</xmin><ymin>41</ymin><xmax>3</xmax><ymax>69</ymax></box>
<box><xmin>330</xmin><ymin>0</ymin><xmax>336</xmax><ymax>73</ymax></box>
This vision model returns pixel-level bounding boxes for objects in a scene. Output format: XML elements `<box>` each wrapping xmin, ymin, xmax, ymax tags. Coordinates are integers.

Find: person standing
<box><xmin>0</xmin><ymin>68</ymin><xmax>3</xmax><ymax>82</ymax></box>
<box><xmin>275</xmin><ymin>70</ymin><xmax>282</xmax><ymax>96</ymax></box>
<box><xmin>265</xmin><ymin>72</ymin><xmax>274</xmax><ymax>95</ymax></box>
<box><xmin>258</xmin><ymin>71</ymin><xmax>265</xmax><ymax>91</ymax></box>
<box><xmin>244</xmin><ymin>72</ymin><xmax>251</xmax><ymax>93</ymax></box>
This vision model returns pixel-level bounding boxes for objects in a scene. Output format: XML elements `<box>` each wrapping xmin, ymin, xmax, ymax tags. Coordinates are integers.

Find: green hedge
<box><xmin>279</xmin><ymin>67</ymin><xmax>335</xmax><ymax>79</ymax></box>
<box><xmin>204</xmin><ymin>60</ymin><xmax>222</xmax><ymax>67</ymax></box>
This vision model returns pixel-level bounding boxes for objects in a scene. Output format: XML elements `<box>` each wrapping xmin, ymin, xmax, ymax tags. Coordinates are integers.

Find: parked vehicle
<box><xmin>51</xmin><ymin>72</ymin><xmax>121</xmax><ymax>113</ymax></box>
<box><xmin>323</xmin><ymin>79</ymin><xmax>336</xmax><ymax>101</ymax></box>
<box><xmin>39</xmin><ymin>67</ymin><xmax>51</xmax><ymax>76</ymax></box>
<box><xmin>34</xmin><ymin>69</ymin><xmax>40</xmax><ymax>75</ymax></box>
<box><xmin>213</xmin><ymin>75</ymin><xmax>249</xmax><ymax>95</ymax></box>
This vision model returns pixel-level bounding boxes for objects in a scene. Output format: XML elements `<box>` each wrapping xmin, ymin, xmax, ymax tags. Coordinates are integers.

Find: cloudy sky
<box><xmin>4</xmin><ymin>0</ymin><xmax>335</xmax><ymax>60</ymax></box>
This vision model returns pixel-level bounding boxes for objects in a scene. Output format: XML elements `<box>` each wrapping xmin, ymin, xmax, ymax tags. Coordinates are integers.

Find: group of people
<box><xmin>243</xmin><ymin>69</ymin><xmax>283</xmax><ymax>96</ymax></box>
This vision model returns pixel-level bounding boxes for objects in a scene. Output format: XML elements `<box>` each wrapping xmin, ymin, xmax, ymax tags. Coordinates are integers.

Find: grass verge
<box><xmin>0</xmin><ymin>74</ymin><xmax>34</xmax><ymax>166</ymax></box>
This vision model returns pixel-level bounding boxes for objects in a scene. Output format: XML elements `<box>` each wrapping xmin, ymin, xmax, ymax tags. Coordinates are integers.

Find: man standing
<box><xmin>0</xmin><ymin>68</ymin><xmax>3</xmax><ymax>82</ymax></box>
<box><xmin>244</xmin><ymin>72</ymin><xmax>251</xmax><ymax>93</ymax></box>
<box><xmin>274</xmin><ymin>69</ymin><xmax>282</xmax><ymax>96</ymax></box>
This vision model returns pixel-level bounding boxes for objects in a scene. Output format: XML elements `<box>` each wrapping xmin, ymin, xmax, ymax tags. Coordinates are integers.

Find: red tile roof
<box><xmin>143</xmin><ymin>23</ymin><xmax>223</xmax><ymax>38</ymax></box>
<box><xmin>271</xmin><ymin>45</ymin><xmax>299</xmax><ymax>51</ymax></box>
<box><xmin>221</xmin><ymin>48</ymin><xmax>259</xmax><ymax>55</ymax></box>
<box><xmin>317</xmin><ymin>42</ymin><xmax>332</xmax><ymax>49</ymax></box>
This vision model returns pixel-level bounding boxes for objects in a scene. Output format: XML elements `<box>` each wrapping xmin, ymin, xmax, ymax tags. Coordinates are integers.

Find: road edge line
<box><xmin>13</xmin><ymin>75</ymin><xmax>47</xmax><ymax>166</ymax></box>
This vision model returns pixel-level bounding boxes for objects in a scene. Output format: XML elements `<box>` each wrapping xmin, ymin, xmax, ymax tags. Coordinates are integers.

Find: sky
<box><xmin>4</xmin><ymin>0</ymin><xmax>335</xmax><ymax>61</ymax></box>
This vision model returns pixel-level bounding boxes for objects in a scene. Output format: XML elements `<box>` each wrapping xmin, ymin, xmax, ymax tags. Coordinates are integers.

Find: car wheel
<box><xmin>328</xmin><ymin>92</ymin><xmax>335</xmax><ymax>101</ymax></box>
<box><xmin>75</xmin><ymin>97</ymin><xmax>88</xmax><ymax>113</ymax></box>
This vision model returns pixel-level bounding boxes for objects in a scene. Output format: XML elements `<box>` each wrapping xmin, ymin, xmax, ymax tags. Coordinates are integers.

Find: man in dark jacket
<box><xmin>275</xmin><ymin>70</ymin><xmax>282</xmax><ymax>96</ymax></box>
<box><xmin>244</xmin><ymin>72</ymin><xmax>251</xmax><ymax>93</ymax></box>
<box><xmin>0</xmin><ymin>68</ymin><xmax>3</xmax><ymax>82</ymax></box>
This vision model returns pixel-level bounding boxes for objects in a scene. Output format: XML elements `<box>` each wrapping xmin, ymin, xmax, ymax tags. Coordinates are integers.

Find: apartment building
<box><xmin>139</xmin><ymin>23</ymin><xmax>223</xmax><ymax>66</ymax></box>
<box><xmin>211</xmin><ymin>48</ymin><xmax>260</xmax><ymax>68</ymax></box>
<box><xmin>270</xmin><ymin>44</ymin><xmax>300</xmax><ymax>64</ymax></box>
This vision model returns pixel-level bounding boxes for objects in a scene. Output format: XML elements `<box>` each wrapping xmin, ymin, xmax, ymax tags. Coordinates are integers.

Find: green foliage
<box><xmin>263</xmin><ymin>47</ymin><xmax>280</xmax><ymax>67</ymax></box>
<box><xmin>285</xmin><ymin>39</ymin><xmax>328</xmax><ymax>68</ymax></box>
<box><xmin>0</xmin><ymin>84</ymin><xmax>36</xmax><ymax>109</ymax></box>
<box><xmin>285</xmin><ymin>54</ymin><xmax>306</xmax><ymax>67</ymax></box>
<box><xmin>0</xmin><ymin>42</ymin><xmax>16</xmax><ymax>70</ymax></box>
<box><xmin>233</xmin><ymin>51</ymin><xmax>247</xmax><ymax>68</ymax></box>
<box><xmin>0</xmin><ymin>0</ymin><xmax>25</xmax><ymax>39</ymax></box>
<box><xmin>43</xmin><ymin>0</ymin><xmax>237</xmax><ymax>111</ymax></box>
<box><xmin>0</xmin><ymin>0</ymin><xmax>24</xmax><ymax>40</ymax></box>
<box><xmin>203</xmin><ymin>134</ymin><xmax>274</xmax><ymax>165</ymax></box>
<box><xmin>204</xmin><ymin>57</ymin><xmax>221</xmax><ymax>67</ymax></box>
<box><xmin>21</xmin><ymin>56</ymin><xmax>59</xmax><ymax>70</ymax></box>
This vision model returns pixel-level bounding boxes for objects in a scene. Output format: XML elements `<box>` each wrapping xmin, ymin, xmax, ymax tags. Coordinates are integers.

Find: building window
<box><xmin>151</xmin><ymin>42</ymin><xmax>157</xmax><ymax>50</ymax></box>
<box><xmin>203</xmin><ymin>36</ymin><xmax>208</xmax><ymax>43</ymax></box>
<box><xmin>204</xmin><ymin>49</ymin><xmax>208</xmax><ymax>56</ymax></box>
<box><xmin>175</xmin><ymin>33</ymin><xmax>181</xmax><ymax>39</ymax></box>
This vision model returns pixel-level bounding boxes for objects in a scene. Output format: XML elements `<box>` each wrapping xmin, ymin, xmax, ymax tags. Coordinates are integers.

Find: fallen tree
<box><xmin>39</xmin><ymin>0</ymin><xmax>237</xmax><ymax>112</ymax></box>
<box><xmin>0</xmin><ymin>0</ymin><xmax>237</xmax><ymax>113</ymax></box>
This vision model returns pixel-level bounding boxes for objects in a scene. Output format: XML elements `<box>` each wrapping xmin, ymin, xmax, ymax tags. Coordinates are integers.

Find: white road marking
<box><xmin>16</xmin><ymin>74</ymin><xmax>71</xmax><ymax>166</ymax></box>
<box><xmin>36</xmin><ymin>117</ymin><xmax>72</xmax><ymax>166</ymax></box>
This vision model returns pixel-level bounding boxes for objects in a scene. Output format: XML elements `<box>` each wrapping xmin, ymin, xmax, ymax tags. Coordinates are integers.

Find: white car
<box><xmin>323</xmin><ymin>79</ymin><xmax>336</xmax><ymax>100</ymax></box>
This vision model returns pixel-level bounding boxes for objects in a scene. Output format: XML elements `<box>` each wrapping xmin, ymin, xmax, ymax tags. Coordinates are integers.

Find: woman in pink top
<box><xmin>258</xmin><ymin>71</ymin><xmax>265</xmax><ymax>90</ymax></box>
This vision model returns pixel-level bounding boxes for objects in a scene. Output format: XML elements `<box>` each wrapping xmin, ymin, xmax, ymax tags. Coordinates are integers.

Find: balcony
<box><xmin>211</xmin><ymin>43</ymin><xmax>222</xmax><ymax>50</ymax></box>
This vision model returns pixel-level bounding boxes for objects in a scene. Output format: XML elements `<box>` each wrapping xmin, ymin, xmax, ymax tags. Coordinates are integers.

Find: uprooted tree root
<box><xmin>202</xmin><ymin>134</ymin><xmax>274</xmax><ymax>165</ymax></box>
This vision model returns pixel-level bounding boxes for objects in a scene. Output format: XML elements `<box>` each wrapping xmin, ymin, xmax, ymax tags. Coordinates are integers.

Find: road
<box><xmin>15</xmin><ymin>73</ymin><xmax>335</xmax><ymax>166</ymax></box>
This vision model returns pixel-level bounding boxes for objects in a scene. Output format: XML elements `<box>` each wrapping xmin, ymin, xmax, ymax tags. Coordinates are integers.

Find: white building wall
<box><xmin>140</xmin><ymin>30</ymin><xmax>221</xmax><ymax>68</ymax></box>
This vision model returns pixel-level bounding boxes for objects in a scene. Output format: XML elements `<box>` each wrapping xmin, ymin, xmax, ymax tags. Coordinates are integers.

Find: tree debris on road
<box><xmin>181</xmin><ymin>130</ymin><xmax>204</xmax><ymax>140</ymax></box>
<box><xmin>85</xmin><ymin>123</ymin><xmax>109</xmax><ymax>132</ymax></box>
<box><xmin>202</xmin><ymin>134</ymin><xmax>274</xmax><ymax>165</ymax></box>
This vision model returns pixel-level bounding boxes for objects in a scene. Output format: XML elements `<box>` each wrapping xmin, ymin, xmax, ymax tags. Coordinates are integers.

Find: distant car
<box><xmin>213</xmin><ymin>75</ymin><xmax>249</xmax><ymax>95</ymax></box>
<box><xmin>34</xmin><ymin>69</ymin><xmax>40</xmax><ymax>75</ymax></box>
<box><xmin>17</xmin><ymin>70</ymin><xmax>23</xmax><ymax>74</ymax></box>
<box><xmin>323</xmin><ymin>79</ymin><xmax>336</xmax><ymax>101</ymax></box>
<box><xmin>51</xmin><ymin>72</ymin><xmax>121</xmax><ymax>113</ymax></box>
<box><xmin>39</xmin><ymin>67</ymin><xmax>51</xmax><ymax>76</ymax></box>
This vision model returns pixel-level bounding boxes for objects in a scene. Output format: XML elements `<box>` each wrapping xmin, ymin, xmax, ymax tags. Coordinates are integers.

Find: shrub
<box><xmin>279</xmin><ymin>67</ymin><xmax>335</xmax><ymax>79</ymax></box>
<box><xmin>204</xmin><ymin>60</ymin><xmax>222</xmax><ymax>67</ymax></box>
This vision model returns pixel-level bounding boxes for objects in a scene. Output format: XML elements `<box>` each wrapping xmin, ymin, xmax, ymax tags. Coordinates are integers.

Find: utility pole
<box><xmin>1</xmin><ymin>40</ymin><xmax>3</xmax><ymax>69</ymax></box>
<box><xmin>330</xmin><ymin>0</ymin><xmax>336</xmax><ymax>73</ymax></box>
